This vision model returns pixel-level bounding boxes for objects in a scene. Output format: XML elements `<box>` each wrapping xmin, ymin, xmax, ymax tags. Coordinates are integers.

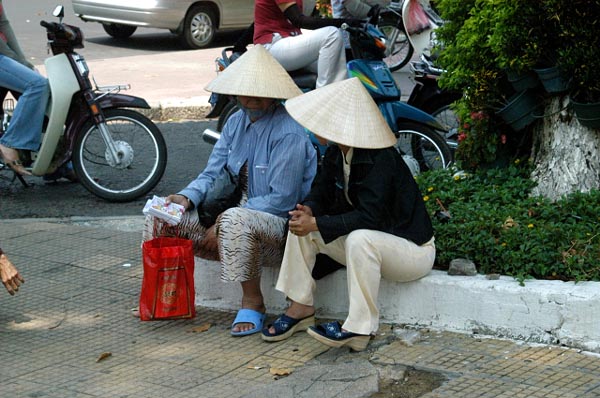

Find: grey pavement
<box><xmin>2</xmin><ymin>218</ymin><xmax>600</xmax><ymax>397</ymax></box>
<box><xmin>2</xmin><ymin>51</ymin><xmax>600</xmax><ymax>397</ymax></box>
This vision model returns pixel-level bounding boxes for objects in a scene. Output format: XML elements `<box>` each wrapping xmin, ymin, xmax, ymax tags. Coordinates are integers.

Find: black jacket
<box><xmin>306</xmin><ymin>146</ymin><xmax>433</xmax><ymax>277</ymax></box>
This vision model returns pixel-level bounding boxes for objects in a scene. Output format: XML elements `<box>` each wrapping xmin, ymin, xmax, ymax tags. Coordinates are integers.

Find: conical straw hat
<box><xmin>204</xmin><ymin>45</ymin><xmax>302</xmax><ymax>99</ymax></box>
<box><xmin>285</xmin><ymin>78</ymin><xmax>397</xmax><ymax>149</ymax></box>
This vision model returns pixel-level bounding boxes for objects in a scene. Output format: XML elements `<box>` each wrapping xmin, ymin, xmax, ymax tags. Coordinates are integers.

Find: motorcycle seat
<box><xmin>288</xmin><ymin>69</ymin><xmax>317</xmax><ymax>91</ymax></box>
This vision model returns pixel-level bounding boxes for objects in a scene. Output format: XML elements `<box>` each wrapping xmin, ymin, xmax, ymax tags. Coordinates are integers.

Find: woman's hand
<box><xmin>289</xmin><ymin>204</ymin><xmax>317</xmax><ymax>236</ymax></box>
<box><xmin>1</xmin><ymin>253</ymin><xmax>24</xmax><ymax>296</ymax></box>
<box><xmin>165</xmin><ymin>194</ymin><xmax>191</xmax><ymax>211</ymax></box>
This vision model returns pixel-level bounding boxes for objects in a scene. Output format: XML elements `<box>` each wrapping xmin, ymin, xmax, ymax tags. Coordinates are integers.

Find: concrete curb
<box><xmin>141</xmin><ymin>105</ymin><xmax>212</xmax><ymax>122</ymax></box>
<box><xmin>194</xmin><ymin>258</ymin><xmax>600</xmax><ymax>354</ymax></box>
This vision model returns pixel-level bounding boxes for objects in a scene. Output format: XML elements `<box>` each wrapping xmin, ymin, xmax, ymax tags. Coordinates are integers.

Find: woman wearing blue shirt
<box><xmin>142</xmin><ymin>45</ymin><xmax>317</xmax><ymax>337</ymax></box>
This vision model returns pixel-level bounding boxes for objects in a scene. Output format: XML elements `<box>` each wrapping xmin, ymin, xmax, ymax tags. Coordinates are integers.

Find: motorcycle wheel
<box><xmin>73</xmin><ymin>109</ymin><xmax>167</xmax><ymax>202</ymax></box>
<box><xmin>395</xmin><ymin>122</ymin><xmax>453</xmax><ymax>175</ymax></box>
<box><xmin>378</xmin><ymin>18</ymin><xmax>414</xmax><ymax>72</ymax></box>
<box><xmin>216</xmin><ymin>101</ymin><xmax>239</xmax><ymax>132</ymax></box>
<box><xmin>420</xmin><ymin>93</ymin><xmax>462</xmax><ymax>154</ymax></box>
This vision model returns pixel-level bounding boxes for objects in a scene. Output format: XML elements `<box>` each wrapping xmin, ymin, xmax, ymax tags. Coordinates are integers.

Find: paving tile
<box><xmin>4</xmin><ymin>220</ymin><xmax>600</xmax><ymax>398</ymax></box>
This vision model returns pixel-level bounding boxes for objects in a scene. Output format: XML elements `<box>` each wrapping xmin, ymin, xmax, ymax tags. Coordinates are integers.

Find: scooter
<box><xmin>0</xmin><ymin>5</ymin><xmax>167</xmax><ymax>202</ymax></box>
<box><xmin>378</xmin><ymin>1</ymin><xmax>414</xmax><ymax>72</ymax></box>
<box><xmin>204</xmin><ymin>12</ymin><xmax>453</xmax><ymax>174</ymax></box>
<box><xmin>408</xmin><ymin>53</ymin><xmax>461</xmax><ymax>153</ymax></box>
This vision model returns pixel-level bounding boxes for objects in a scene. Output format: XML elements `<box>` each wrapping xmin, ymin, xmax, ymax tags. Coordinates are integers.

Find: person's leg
<box><xmin>263</xmin><ymin>230</ymin><xmax>349</xmax><ymax>336</ymax></box>
<box><xmin>218</xmin><ymin>207</ymin><xmax>287</xmax><ymax>333</ymax></box>
<box><xmin>342</xmin><ymin>230</ymin><xmax>436</xmax><ymax>335</ymax></box>
<box><xmin>0</xmin><ymin>56</ymin><xmax>49</xmax><ymax>152</ymax></box>
<box><xmin>142</xmin><ymin>210</ymin><xmax>212</xmax><ymax>258</ymax></box>
<box><xmin>267</xmin><ymin>27</ymin><xmax>347</xmax><ymax>87</ymax></box>
<box><xmin>275</xmin><ymin>230</ymin><xmax>347</xmax><ymax>306</ymax></box>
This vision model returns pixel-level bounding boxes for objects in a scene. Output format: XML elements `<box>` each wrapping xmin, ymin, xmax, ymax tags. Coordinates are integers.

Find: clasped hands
<box><xmin>288</xmin><ymin>204</ymin><xmax>318</xmax><ymax>237</ymax></box>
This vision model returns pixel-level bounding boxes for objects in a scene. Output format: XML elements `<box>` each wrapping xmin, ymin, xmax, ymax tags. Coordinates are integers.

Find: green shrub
<box><xmin>416</xmin><ymin>165</ymin><xmax>600</xmax><ymax>283</ymax></box>
<box><xmin>434</xmin><ymin>0</ymin><xmax>600</xmax><ymax>168</ymax></box>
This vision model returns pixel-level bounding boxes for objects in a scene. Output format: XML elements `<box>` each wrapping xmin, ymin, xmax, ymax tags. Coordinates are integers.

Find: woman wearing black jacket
<box><xmin>262</xmin><ymin>78</ymin><xmax>436</xmax><ymax>351</ymax></box>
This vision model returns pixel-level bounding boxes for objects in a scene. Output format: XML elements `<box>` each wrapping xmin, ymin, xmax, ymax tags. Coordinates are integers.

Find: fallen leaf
<box><xmin>189</xmin><ymin>323</ymin><xmax>212</xmax><ymax>333</ymax></box>
<box><xmin>96</xmin><ymin>352</ymin><xmax>112</xmax><ymax>362</ymax></box>
<box><xmin>502</xmin><ymin>217</ymin><xmax>517</xmax><ymax>229</ymax></box>
<box><xmin>269</xmin><ymin>367</ymin><xmax>293</xmax><ymax>376</ymax></box>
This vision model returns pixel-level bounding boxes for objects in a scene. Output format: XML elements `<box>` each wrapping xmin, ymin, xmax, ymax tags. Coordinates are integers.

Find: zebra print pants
<box><xmin>142</xmin><ymin>207</ymin><xmax>287</xmax><ymax>283</ymax></box>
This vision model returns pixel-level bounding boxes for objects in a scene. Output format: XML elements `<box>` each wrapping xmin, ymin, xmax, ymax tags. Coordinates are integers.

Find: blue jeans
<box><xmin>0</xmin><ymin>55</ymin><xmax>49</xmax><ymax>152</ymax></box>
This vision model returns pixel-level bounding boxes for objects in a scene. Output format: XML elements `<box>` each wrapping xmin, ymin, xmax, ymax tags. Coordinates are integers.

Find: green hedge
<box><xmin>416</xmin><ymin>165</ymin><xmax>600</xmax><ymax>283</ymax></box>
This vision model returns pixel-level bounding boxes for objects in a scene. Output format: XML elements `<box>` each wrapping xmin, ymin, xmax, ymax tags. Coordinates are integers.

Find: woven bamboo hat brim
<box><xmin>285</xmin><ymin>78</ymin><xmax>397</xmax><ymax>149</ymax></box>
<box><xmin>204</xmin><ymin>45</ymin><xmax>302</xmax><ymax>99</ymax></box>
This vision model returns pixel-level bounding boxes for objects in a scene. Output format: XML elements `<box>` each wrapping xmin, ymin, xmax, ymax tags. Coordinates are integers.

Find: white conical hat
<box><xmin>204</xmin><ymin>45</ymin><xmax>302</xmax><ymax>99</ymax></box>
<box><xmin>285</xmin><ymin>78</ymin><xmax>397</xmax><ymax>149</ymax></box>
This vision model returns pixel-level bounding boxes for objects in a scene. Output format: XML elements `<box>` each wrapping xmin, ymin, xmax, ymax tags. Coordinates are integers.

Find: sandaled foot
<box><xmin>307</xmin><ymin>321</ymin><xmax>371</xmax><ymax>352</ymax></box>
<box><xmin>0</xmin><ymin>145</ymin><xmax>31</xmax><ymax>176</ymax></box>
<box><xmin>261</xmin><ymin>313</ymin><xmax>315</xmax><ymax>342</ymax></box>
<box><xmin>231</xmin><ymin>309</ymin><xmax>266</xmax><ymax>337</ymax></box>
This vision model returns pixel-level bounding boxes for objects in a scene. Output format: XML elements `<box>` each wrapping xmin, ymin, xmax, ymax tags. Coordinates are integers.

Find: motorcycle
<box><xmin>377</xmin><ymin>0</ymin><xmax>444</xmax><ymax>72</ymax></box>
<box><xmin>0</xmin><ymin>5</ymin><xmax>167</xmax><ymax>202</ymax></box>
<box><xmin>378</xmin><ymin>0</ymin><xmax>414</xmax><ymax>72</ymax></box>
<box><xmin>408</xmin><ymin>53</ymin><xmax>461</xmax><ymax>153</ymax></box>
<box><xmin>204</xmin><ymin>12</ymin><xmax>453</xmax><ymax>175</ymax></box>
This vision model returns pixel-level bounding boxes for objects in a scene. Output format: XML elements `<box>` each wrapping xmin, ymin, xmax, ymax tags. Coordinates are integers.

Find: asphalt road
<box><xmin>1</xmin><ymin>120</ymin><xmax>215</xmax><ymax>219</ymax></box>
<box><xmin>1</xmin><ymin>2</ymin><xmax>234</xmax><ymax>219</ymax></box>
<box><xmin>4</xmin><ymin>0</ymin><xmax>245</xmax><ymax>65</ymax></box>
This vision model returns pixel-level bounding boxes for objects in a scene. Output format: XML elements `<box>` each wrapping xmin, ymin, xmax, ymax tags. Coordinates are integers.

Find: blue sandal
<box><xmin>261</xmin><ymin>313</ymin><xmax>315</xmax><ymax>342</ymax></box>
<box><xmin>307</xmin><ymin>321</ymin><xmax>371</xmax><ymax>351</ymax></box>
<box><xmin>231</xmin><ymin>309</ymin><xmax>266</xmax><ymax>337</ymax></box>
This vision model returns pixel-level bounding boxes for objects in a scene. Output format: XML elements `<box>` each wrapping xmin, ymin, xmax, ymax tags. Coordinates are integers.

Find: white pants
<box><xmin>276</xmin><ymin>230</ymin><xmax>436</xmax><ymax>335</ymax></box>
<box><xmin>265</xmin><ymin>26</ymin><xmax>347</xmax><ymax>88</ymax></box>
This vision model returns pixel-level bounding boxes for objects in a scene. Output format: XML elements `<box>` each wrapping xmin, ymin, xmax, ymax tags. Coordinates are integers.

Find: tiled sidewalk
<box><xmin>1</xmin><ymin>220</ymin><xmax>599</xmax><ymax>397</ymax></box>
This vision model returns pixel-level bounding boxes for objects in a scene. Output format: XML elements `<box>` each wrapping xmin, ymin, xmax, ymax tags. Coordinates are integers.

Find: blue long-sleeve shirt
<box><xmin>179</xmin><ymin>104</ymin><xmax>317</xmax><ymax>218</ymax></box>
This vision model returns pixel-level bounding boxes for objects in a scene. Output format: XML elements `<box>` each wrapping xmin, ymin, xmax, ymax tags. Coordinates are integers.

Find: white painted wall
<box><xmin>194</xmin><ymin>258</ymin><xmax>600</xmax><ymax>353</ymax></box>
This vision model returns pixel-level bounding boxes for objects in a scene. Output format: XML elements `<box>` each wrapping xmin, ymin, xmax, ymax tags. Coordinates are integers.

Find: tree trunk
<box><xmin>530</xmin><ymin>96</ymin><xmax>600</xmax><ymax>201</ymax></box>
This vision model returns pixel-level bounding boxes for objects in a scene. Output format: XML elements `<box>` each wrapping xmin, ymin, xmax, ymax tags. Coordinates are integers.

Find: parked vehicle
<box><xmin>378</xmin><ymin>1</ymin><xmax>414</xmax><ymax>72</ymax></box>
<box><xmin>408</xmin><ymin>54</ymin><xmax>461</xmax><ymax>154</ymax></box>
<box><xmin>71</xmin><ymin>0</ymin><xmax>254</xmax><ymax>49</ymax></box>
<box><xmin>0</xmin><ymin>6</ymin><xmax>167</xmax><ymax>202</ymax></box>
<box><xmin>205</xmin><ymin>12</ymin><xmax>453</xmax><ymax>175</ymax></box>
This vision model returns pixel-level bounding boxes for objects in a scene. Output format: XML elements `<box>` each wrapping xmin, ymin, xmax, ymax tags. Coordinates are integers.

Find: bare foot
<box><xmin>232</xmin><ymin>300</ymin><xmax>266</xmax><ymax>334</ymax></box>
<box><xmin>0</xmin><ymin>144</ymin><xmax>31</xmax><ymax>176</ymax></box>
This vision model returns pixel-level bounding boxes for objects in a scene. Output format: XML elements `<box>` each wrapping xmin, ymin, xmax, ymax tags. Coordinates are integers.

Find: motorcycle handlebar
<box><xmin>40</xmin><ymin>20</ymin><xmax>78</xmax><ymax>40</ymax></box>
<box><xmin>40</xmin><ymin>20</ymin><xmax>57</xmax><ymax>30</ymax></box>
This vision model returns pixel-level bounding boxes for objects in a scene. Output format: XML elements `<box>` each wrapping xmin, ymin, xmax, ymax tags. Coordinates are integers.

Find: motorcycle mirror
<box><xmin>52</xmin><ymin>5</ymin><xmax>65</xmax><ymax>20</ymax></box>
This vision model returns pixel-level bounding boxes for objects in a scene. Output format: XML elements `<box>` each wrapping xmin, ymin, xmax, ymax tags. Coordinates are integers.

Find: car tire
<box><xmin>102</xmin><ymin>23</ymin><xmax>137</xmax><ymax>39</ymax></box>
<box><xmin>181</xmin><ymin>5</ymin><xmax>216</xmax><ymax>49</ymax></box>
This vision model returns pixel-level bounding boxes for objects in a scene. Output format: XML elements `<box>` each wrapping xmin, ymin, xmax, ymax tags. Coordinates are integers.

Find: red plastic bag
<box><xmin>139</xmin><ymin>237</ymin><xmax>196</xmax><ymax>320</ymax></box>
<box><xmin>405</xmin><ymin>0</ymin><xmax>432</xmax><ymax>35</ymax></box>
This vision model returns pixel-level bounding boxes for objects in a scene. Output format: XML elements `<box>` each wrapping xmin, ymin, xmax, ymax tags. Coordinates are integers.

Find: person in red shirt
<box><xmin>253</xmin><ymin>0</ymin><xmax>361</xmax><ymax>88</ymax></box>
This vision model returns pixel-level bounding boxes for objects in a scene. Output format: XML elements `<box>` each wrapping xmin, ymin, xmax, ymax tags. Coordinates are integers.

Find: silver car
<box><xmin>71</xmin><ymin>0</ymin><xmax>254</xmax><ymax>49</ymax></box>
